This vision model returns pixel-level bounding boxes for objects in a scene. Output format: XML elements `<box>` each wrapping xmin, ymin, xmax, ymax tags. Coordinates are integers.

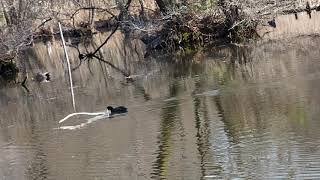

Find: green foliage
<box><xmin>179</xmin><ymin>31</ymin><xmax>203</xmax><ymax>47</ymax></box>
<box><xmin>0</xmin><ymin>11</ymin><xmax>6</xmax><ymax>27</ymax></box>
<box><xmin>231</xmin><ymin>20</ymin><xmax>259</xmax><ymax>42</ymax></box>
<box><xmin>191</xmin><ymin>0</ymin><xmax>218</xmax><ymax>12</ymax></box>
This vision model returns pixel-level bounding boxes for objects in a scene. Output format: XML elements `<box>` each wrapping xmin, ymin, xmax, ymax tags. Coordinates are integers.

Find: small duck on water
<box><xmin>268</xmin><ymin>18</ymin><xmax>276</xmax><ymax>28</ymax></box>
<box><xmin>106</xmin><ymin>106</ymin><xmax>128</xmax><ymax>116</ymax></box>
<box><xmin>34</xmin><ymin>72</ymin><xmax>50</xmax><ymax>82</ymax></box>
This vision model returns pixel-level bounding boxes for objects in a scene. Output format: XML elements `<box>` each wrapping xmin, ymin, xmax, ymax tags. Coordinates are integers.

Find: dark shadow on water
<box><xmin>192</xmin><ymin>77</ymin><xmax>215</xmax><ymax>179</ymax></box>
<box><xmin>151</xmin><ymin>81</ymin><xmax>182</xmax><ymax>179</ymax></box>
<box><xmin>212</xmin><ymin>95</ymin><xmax>239</xmax><ymax>144</ymax></box>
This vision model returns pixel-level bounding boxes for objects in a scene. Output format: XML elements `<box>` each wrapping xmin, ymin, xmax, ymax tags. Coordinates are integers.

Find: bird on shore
<box><xmin>34</xmin><ymin>72</ymin><xmax>50</xmax><ymax>82</ymax></box>
<box><xmin>268</xmin><ymin>18</ymin><xmax>276</xmax><ymax>28</ymax></box>
<box><xmin>106</xmin><ymin>106</ymin><xmax>128</xmax><ymax>116</ymax></box>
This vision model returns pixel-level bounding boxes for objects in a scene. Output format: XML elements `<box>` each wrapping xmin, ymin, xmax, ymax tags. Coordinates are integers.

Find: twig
<box><xmin>92</xmin><ymin>22</ymin><xmax>119</xmax><ymax>55</ymax></box>
<box><xmin>37</xmin><ymin>17</ymin><xmax>53</xmax><ymax>28</ymax></box>
<box><xmin>59</xmin><ymin>22</ymin><xmax>76</xmax><ymax>111</ymax></box>
<box><xmin>21</xmin><ymin>76</ymin><xmax>29</xmax><ymax>92</ymax></box>
<box><xmin>92</xmin><ymin>54</ymin><xmax>130</xmax><ymax>77</ymax></box>
<box><xmin>59</xmin><ymin>112</ymin><xmax>106</xmax><ymax>123</ymax></box>
<box><xmin>228</xmin><ymin>19</ymin><xmax>246</xmax><ymax>31</ymax></box>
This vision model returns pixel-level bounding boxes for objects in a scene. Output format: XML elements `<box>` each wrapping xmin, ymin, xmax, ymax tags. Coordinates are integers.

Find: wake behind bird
<box><xmin>58</xmin><ymin>111</ymin><xmax>109</xmax><ymax>124</ymax></box>
<box><xmin>58</xmin><ymin>105</ymin><xmax>129</xmax><ymax>130</ymax></box>
<box><xmin>57</xmin><ymin>108</ymin><xmax>128</xmax><ymax>130</ymax></box>
<box><xmin>57</xmin><ymin>113</ymin><xmax>110</xmax><ymax>130</ymax></box>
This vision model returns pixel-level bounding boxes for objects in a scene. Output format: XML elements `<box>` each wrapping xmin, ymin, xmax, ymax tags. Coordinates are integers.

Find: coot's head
<box><xmin>106</xmin><ymin>106</ymin><xmax>114</xmax><ymax>111</ymax></box>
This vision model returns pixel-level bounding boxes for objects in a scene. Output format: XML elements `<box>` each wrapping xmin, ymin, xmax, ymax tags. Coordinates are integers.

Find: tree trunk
<box><xmin>155</xmin><ymin>0</ymin><xmax>167</xmax><ymax>14</ymax></box>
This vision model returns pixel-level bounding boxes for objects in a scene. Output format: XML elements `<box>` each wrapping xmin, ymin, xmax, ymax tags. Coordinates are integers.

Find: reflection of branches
<box><xmin>193</xmin><ymin>77</ymin><xmax>212</xmax><ymax>179</ymax></box>
<box><xmin>21</xmin><ymin>76</ymin><xmax>30</xmax><ymax>93</ymax></box>
<box><xmin>70</xmin><ymin>0</ymin><xmax>134</xmax><ymax>77</ymax></box>
<box><xmin>212</xmin><ymin>96</ymin><xmax>238</xmax><ymax>144</ymax></box>
<box><xmin>70</xmin><ymin>38</ymin><xmax>130</xmax><ymax>77</ymax></box>
<box><xmin>93</xmin><ymin>23</ymin><xmax>119</xmax><ymax>55</ymax></box>
<box><xmin>66</xmin><ymin>43</ymin><xmax>82</xmax><ymax>55</ymax></box>
<box><xmin>70</xmin><ymin>22</ymin><xmax>119</xmax><ymax>67</ymax></box>
<box><xmin>65</xmin><ymin>44</ymin><xmax>86</xmax><ymax>71</ymax></box>
<box><xmin>90</xmin><ymin>41</ymin><xmax>109</xmax><ymax>84</ymax></box>
<box><xmin>92</xmin><ymin>54</ymin><xmax>130</xmax><ymax>77</ymax></box>
<box><xmin>71</xmin><ymin>18</ymin><xmax>131</xmax><ymax>77</ymax></box>
<box><xmin>87</xmin><ymin>57</ymin><xmax>94</xmax><ymax>75</ymax></box>
<box><xmin>152</xmin><ymin>82</ymin><xmax>180</xmax><ymax>179</ymax></box>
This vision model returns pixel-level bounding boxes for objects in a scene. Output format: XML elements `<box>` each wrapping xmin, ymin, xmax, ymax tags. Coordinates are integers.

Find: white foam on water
<box><xmin>56</xmin><ymin>114</ymin><xmax>110</xmax><ymax>130</ymax></box>
<box><xmin>58</xmin><ymin>111</ymin><xmax>108</xmax><ymax>123</ymax></box>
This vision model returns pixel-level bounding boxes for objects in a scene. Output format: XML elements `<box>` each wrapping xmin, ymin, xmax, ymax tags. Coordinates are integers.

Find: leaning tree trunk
<box><xmin>155</xmin><ymin>0</ymin><xmax>167</xmax><ymax>14</ymax></box>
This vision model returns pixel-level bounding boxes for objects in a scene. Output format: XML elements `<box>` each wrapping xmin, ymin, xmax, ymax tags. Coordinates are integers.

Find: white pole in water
<box><xmin>58</xmin><ymin>22</ymin><xmax>76</xmax><ymax>111</ymax></box>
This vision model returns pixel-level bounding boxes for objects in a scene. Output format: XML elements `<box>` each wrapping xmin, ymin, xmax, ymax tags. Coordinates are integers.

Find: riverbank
<box><xmin>0</xmin><ymin>0</ymin><xmax>319</xmax><ymax>82</ymax></box>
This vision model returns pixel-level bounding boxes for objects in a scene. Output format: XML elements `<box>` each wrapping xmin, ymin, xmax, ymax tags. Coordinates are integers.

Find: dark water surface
<box><xmin>1</xmin><ymin>33</ymin><xmax>320</xmax><ymax>179</ymax></box>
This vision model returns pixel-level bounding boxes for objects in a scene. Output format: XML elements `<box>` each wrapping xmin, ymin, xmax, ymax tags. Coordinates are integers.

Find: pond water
<box><xmin>1</xmin><ymin>32</ymin><xmax>320</xmax><ymax>180</ymax></box>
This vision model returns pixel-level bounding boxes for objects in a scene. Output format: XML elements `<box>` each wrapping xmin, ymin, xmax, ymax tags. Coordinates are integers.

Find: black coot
<box><xmin>106</xmin><ymin>106</ymin><xmax>128</xmax><ymax>115</ymax></box>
